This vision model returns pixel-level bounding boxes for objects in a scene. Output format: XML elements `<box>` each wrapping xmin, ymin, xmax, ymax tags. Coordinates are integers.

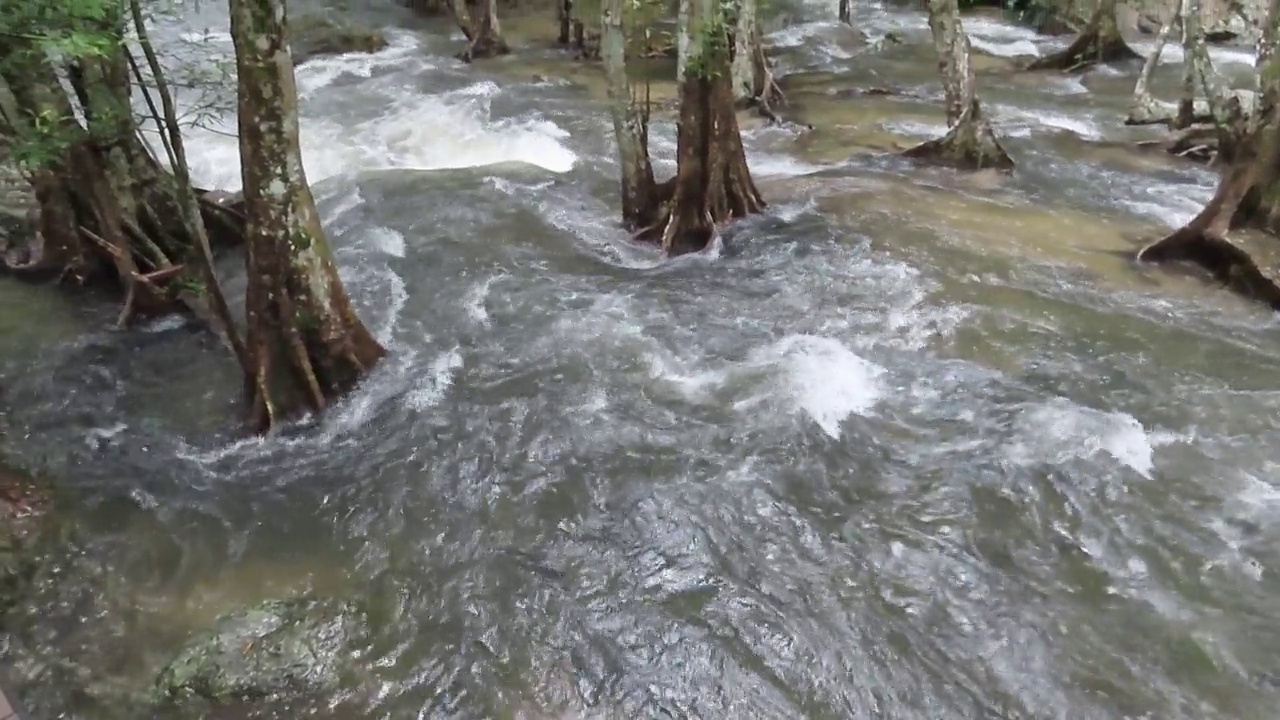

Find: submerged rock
<box><xmin>290</xmin><ymin>15</ymin><xmax>388</xmax><ymax>67</ymax></box>
<box><xmin>154</xmin><ymin>596</ymin><xmax>362</xmax><ymax>702</ymax></box>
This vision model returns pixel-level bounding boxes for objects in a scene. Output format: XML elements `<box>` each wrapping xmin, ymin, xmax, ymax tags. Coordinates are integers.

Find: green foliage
<box><xmin>684</xmin><ymin>0</ymin><xmax>734</xmax><ymax>79</ymax></box>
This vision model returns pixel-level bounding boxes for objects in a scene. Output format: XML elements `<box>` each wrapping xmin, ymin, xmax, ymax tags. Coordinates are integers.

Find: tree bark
<box><xmin>903</xmin><ymin>0</ymin><xmax>1013</xmax><ymax>171</ymax></box>
<box><xmin>446</xmin><ymin>0</ymin><xmax>511</xmax><ymax>61</ymax></box>
<box><xmin>230</xmin><ymin>0</ymin><xmax>386</xmax><ymax>432</ymax></box>
<box><xmin>640</xmin><ymin>0</ymin><xmax>765</xmax><ymax>255</ymax></box>
<box><xmin>602</xmin><ymin>0</ymin><xmax>659</xmax><ymax>227</ymax></box>
<box><xmin>839</xmin><ymin>0</ymin><xmax>853</xmax><ymax>26</ymax></box>
<box><xmin>1026</xmin><ymin>0</ymin><xmax>1141</xmax><ymax>72</ymax></box>
<box><xmin>730</xmin><ymin>0</ymin><xmax>784</xmax><ymax>119</ymax></box>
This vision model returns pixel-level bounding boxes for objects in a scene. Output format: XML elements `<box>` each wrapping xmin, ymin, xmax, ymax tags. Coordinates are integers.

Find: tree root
<box><xmin>1134</xmin><ymin>123</ymin><xmax>1221</xmax><ymax>165</ymax></box>
<box><xmin>1026</xmin><ymin>17</ymin><xmax>1141</xmax><ymax>72</ymax></box>
<box><xmin>902</xmin><ymin>102</ymin><xmax>1015</xmax><ymax>172</ymax></box>
<box><xmin>1136</xmin><ymin>228</ymin><xmax>1280</xmax><ymax>309</ymax></box>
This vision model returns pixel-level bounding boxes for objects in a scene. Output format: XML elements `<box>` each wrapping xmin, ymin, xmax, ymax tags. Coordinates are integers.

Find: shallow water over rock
<box><xmin>3</xmin><ymin>1</ymin><xmax>1280</xmax><ymax>718</ymax></box>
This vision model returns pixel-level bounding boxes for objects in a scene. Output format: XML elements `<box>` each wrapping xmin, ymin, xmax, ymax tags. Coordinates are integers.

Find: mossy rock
<box><xmin>290</xmin><ymin>15</ymin><xmax>388</xmax><ymax>67</ymax></box>
<box><xmin>154</xmin><ymin>596</ymin><xmax>363</xmax><ymax>702</ymax></box>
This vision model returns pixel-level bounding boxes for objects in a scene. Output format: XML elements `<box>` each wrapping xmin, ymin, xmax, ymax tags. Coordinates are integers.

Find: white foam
<box><xmin>295</xmin><ymin>30</ymin><xmax>427</xmax><ymax>99</ymax></box>
<box><xmin>970</xmin><ymin>37</ymin><xmax>1041</xmax><ymax>58</ymax></box>
<box><xmin>756</xmin><ymin>335</ymin><xmax>886</xmax><ymax>439</ymax></box>
<box><xmin>964</xmin><ymin>19</ymin><xmax>1044</xmax><ymax>59</ymax></box>
<box><xmin>177</xmin><ymin>39</ymin><xmax>577</xmax><ymax>191</ymax></box>
<box><xmin>882</xmin><ymin>119</ymin><xmax>949</xmax><ymax>138</ymax></box>
<box><xmin>963</xmin><ymin>17</ymin><xmax>1042</xmax><ymax>43</ymax></box>
<box><xmin>1006</xmin><ymin>398</ymin><xmax>1156</xmax><ymax>477</ymax></box>
<box><xmin>1120</xmin><ymin>183</ymin><xmax>1215</xmax><ymax>229</ymax></box>
<box><xmin>367</xmin><ymin>226</ymin><xmax>406</xmax><ymax>258</ymax></box>
<box><xmin>1044</xmin><ymin>75</ymin><xmax>1089</xmax><ymax>96</ymax></box>
<box><xmin>996</xmin><ymin>107</ymin><xmax>1103</xmax><ymax>139</ymax></box>
<box><xmin>407</xmin><ymin>349</ymin><xmax>464</xmax><ymax>410</ymax></box>
<box><xmin>463</xmin><ymin>276</ymin><xmax>500</xmax><ymax>326</ymax></box>
<box><xmin>748</xmin><ymin>153</ymin><xmax>829</xmax><ymax>178</ymax></box>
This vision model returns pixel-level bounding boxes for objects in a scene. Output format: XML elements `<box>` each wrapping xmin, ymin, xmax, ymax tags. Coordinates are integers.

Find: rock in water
<box><xmin>154</xmin><ymin>597</ymin><xmax>362</xmax><ymax>702</ymax></box>
<box><xmin>289</xmin><ymin>15</ymin><xmax>388</xmax><ymax>67</ymax></box>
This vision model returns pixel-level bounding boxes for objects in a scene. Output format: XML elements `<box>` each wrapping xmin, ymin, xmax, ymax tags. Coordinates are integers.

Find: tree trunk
<box><xmin>447</xmin><ymin>0</ymin><xmax>510</xmax><ymax>60</ymax></box>
<box><xmin>730</xmin><ymin>0</ymin><xmax>784</xmax><ymax>119</ymax></box>
<box><xmin>839</xmin><ymin>0</ymin><xmax>853</xmax><ymax>25</ymax></box>
<box><xmin>1135</xmin><ymin>0</ymin><xmax>1280</xmax><ymax>307</ymax></box>
<box><xmin>602</xmin><ymin>0</ymin><xmax>659</xmax><ymax>227</ymax></box>
<box><xmin>1127</xmin><ymin>15</ymin><xmax>1178</xmax><ymax>125</ymax></box>
<box><xmin>557</xmin><ymin>0</ymin><xmax>573</xmax><ymax>44</ymax></box>
<box><xmin>903</xmin><ymin>0</ymin><xmax>1013</xmax><ymax>171</ymax></box>
<box><xmin>677</xmin><ymin>0</ymin><xmax>691</xmax><ymax>82</ymax></box>
<box><xmin>1026</xmin><ymin>0</ymin><xmax>1141</xmax><ymax>72</ymax></box>
<box><xmin>230</xmin><ymin>0</ymin><xmax>386</xmax><ymax>432</ymax></box>
<box><xmin>1176</xmin><ymin>0</ymin><xmax>1229</xmax><ymax>128</ymax></box>
<box><xmin>640</xmin><ymin>0</ymin><xmax>765</xmax><ymax>255</ymax></box>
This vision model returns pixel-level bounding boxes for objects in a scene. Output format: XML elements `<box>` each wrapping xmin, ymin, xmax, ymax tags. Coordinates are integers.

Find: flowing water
<box><xmin>3</xmin><ymin>1</ymin><xmax>1280</xmax><ymax>718</ymax></box>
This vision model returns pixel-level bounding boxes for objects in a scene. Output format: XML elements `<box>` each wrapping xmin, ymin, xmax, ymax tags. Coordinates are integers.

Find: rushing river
<box><xmin>3</xmin><ymin>0</ymin><xmax>1280</xmax><ymax>718</ymax></box>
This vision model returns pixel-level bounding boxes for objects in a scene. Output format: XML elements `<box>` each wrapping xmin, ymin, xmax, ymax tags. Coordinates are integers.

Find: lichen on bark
<box><xmin>230</xmin><ymin>0</ymin><xmax>385</xmax><ymax>432</ymax></box>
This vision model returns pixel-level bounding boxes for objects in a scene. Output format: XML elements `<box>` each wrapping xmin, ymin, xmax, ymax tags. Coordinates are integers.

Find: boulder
<box><xmin>290</xmin><ymin>15</ymin><xmax>389</xmax><ymax>67</ymax></box>
<box><xmin>154</xmin><ymin>596</ymin><xmax>362</xmax><ymax>702</ymax></box>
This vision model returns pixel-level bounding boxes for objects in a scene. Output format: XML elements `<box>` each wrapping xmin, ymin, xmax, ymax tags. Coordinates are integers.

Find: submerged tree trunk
<box><xmin>904</xmin><ymin>0</ymin><xmax>1013</xmax><ymax>171</ymax></box>
<box><xmin>730</xmin><ymin>0</ymin><xmax>784</xmax><ymax>119</ymax></box>
<box><xmin>447</xmin><ymin>0</ymin><xmax>510</xmax><ymax>60</ymax></box>
<box><xmin>1026</xmin><ymin>0</ymin><xmax>1141</xmax><ymax>72</ymax></box>
<box><xmin>230</xmin><ymin>0</ymin><xmax>386</xmax><ymax>432</ymax></box>
<box><xmin>639</xmin><ymin>0</ymin><xmax>764</xmax><ymax>255</ymax></box>
<box><xmin>1136</xmin><ymin>0</ymin><xmax>1280</xmax><ymax>306</ymax></box>
<box><xmin>602</xmin><ymin>0</ymin><xmax>658</xmax><ymax>226</ymax></box>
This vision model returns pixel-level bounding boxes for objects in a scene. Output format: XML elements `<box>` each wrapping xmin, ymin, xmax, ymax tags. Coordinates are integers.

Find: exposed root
<box><xmin>1134</xmin><ymin>123</ymin><xmax>1220</xmax><ymax>164</ymax></box>
<box><xmin>1026</xmin><ymin>9</ymin><xmax>1141</xmax><ymax>72</ymax></box>
<box><xmin>902</xmin><ymin>101</ymin><xmax>1015</xmax><ymax>172</ymax></box>
<box><xmin>1134</xmin><ymin>152</ymin><xmax>1280</xmax><ymax>308</ymax></box>
<box><xmin>639</xmin><ymin>76</ymin><xmax>765</xmax><ymax>256</ymax></box>
<box><xmin>1137</xmin><ymin>228</ymin><xmax>1280</xmax><ymax>309</ymax></box>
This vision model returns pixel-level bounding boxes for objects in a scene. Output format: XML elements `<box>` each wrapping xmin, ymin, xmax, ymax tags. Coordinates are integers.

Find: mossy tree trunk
<box><xmin>230</xmin><ymin>0</ymin><xmax>386</xmax><ymax>432</ymax></box>
<box><xmin>640</xmin><ymin>0</ymin><xmax>765</xmax><ymax>255</ymax></box>
<box><xmin>447</xmin><ymin>0</ymin><xmax>511</xmax><ymax>60</ymax></box>
<box><xmin>903</xmin><ymin>0</ymin><xmax>1013</xmax><ymax>171</ymax></box>
<box><xmin>730</xmin><ymin>0</ymin><xmax>784</xmax><ymax>119</ymax></box>
<box><xmin>602</xmin><ymin>0</ymin><xmax>659</xmax><ymax>227</ymax></box>
<box><xmin>1026</xmin><ymin>0</ymin><xmax>1141</xmax><ymax>72</ymax></box>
